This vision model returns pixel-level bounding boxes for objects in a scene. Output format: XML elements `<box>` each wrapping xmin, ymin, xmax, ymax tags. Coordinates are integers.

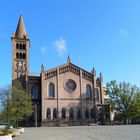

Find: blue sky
<box><xmin>0</xmin><ymin>0</ymin><xmax>140</xmax><ymax>88</ymax></box>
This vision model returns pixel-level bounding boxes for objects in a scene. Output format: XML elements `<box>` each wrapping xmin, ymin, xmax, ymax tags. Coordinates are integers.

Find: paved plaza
<box><xmin>13</xmin><ymin>125</ymin><xmax>140</xmax><ymax>140</ymax></box>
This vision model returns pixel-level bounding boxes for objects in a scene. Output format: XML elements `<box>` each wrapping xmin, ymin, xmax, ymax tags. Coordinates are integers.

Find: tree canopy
<box><xmin>107</xmin><ymin>81</ymin><xmax>140</xmax><ymax>124</ymax></box>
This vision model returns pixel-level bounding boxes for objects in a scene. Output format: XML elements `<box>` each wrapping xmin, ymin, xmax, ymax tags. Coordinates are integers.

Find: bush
<box><xmin>0</xmin><ymin>125</ymin><xmax>13</xmax><ymax>136</ymax></box>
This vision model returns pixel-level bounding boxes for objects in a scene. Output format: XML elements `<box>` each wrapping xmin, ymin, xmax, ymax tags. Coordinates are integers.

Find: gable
<box><xmin>43</xmin><ymin>63</ymin><xmax>93</xmax><ymax>82</ymax></box>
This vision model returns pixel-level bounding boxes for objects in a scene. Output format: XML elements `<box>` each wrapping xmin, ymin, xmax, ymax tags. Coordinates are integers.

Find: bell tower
<box><xmin>11</xmin><ymin>14</ymin><xmax>30</xmax><ymax>82</ymax></box>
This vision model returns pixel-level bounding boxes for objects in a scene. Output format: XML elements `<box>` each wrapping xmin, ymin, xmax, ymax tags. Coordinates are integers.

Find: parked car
<box><xmin>0</xmin><ymin>123</ymin><xmax>6</xmax><ymax>129</ymax></box>
<box><xmin>0</xmin><ymin>123</ymin><xmax>13</xmax><ymax>129</ymax></box>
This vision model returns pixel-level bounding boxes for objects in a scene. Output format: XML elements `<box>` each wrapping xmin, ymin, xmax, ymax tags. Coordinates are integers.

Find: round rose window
<box><xmin>64</xmin><ymin>79</ymin><xmax>76</xmax><ymax>92</ymax></box>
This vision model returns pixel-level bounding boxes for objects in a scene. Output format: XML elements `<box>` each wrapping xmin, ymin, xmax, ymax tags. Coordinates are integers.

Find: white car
<box><xmin>0</xmin><ymin>123</ymin><xmax>6</xmax><ymax>129</ymax></box>
<box><xmin>0</xmin><ymin>123</ymin><xmax>13</xmax><ymax>129</ymax></box>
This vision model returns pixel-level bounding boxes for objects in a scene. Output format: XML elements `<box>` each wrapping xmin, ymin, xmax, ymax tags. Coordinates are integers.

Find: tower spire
<box><xmin>15</xmin><ymin>14</ymin><xmax>27</xmax><ymax>39</ymax></box>
<box><xmin>99</xmin><ymin>72</ymin><xmax>103</xmax><ymax>81</ymax></box>
<box><xmin>67</xmin><ymin>55</ymin><xmax>71</xmax><ymax>63</ymax></box>
<box><xmin>91</xmin><ymin>67</ymin><xmax>96</xmax><ymax>76</ymax></box>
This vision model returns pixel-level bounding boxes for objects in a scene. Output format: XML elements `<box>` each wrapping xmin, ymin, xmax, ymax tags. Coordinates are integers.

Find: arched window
<box><xmin>20</xmin><ymin>44</ymin><xmax>23</xmax><ymax>49</ymax></box>
<box><xmin>22</xmin><ymin>44</ymin><xmax>26</xmax><ymax>50</ymax></box>
<box><xmin>48</xmin><ymin>83</ymin><xmax>55</xmax><ymax>97</ymax></box>
<box><xmin>86</xmin><ymin>85</ymin><xmax>92</xmax><ymax>98</ymax></box>
<box><xmin>90</xmin><ymin>108</ymin><xmax>95</xmax><ymax>119</ymax></box>
<box><xmin>23</xmin><ymin>53</ymin><xmax>26</xmax><ymax>59</ymax></box>
<box><xmin>16</xmin><ymin>52</ymin><xmax>19</xmax><ymax>59</ymax></box>
<box><xmin>61</xmin><ymin>108</ymin><xmax>66</xmax><ymax>119</ymax></box>
<box><xmin>19</xmin><ymin>53</ymin><xmax>22</xmax><ymax>59</ymax></box>
<box><xmin>31</xmin><ymin>86</ymin><xmax>38</xmax><ymax>99</ymax></box>
<box><xmin>69</xmin><ymin>108</ymin><xmax>74</xmax><ymax>120</ymax></box>
<box><xmin>46</xmin><ymin>108</ymin><xmax>51</xmax><ymax>119</ymax></box>
<box><xmin>85</xmin><ymin>108</ymin><xmax>89</xmax><ymax>119</ymax></box>
<box><xmin>77</xmin><ymin>108</ymin><xmax>81</xmax><ymax>120</ymax></box>
<box><xmin>53</xmin><ymin>108</ymin><xmax>57</xmax><ymax>119</ymax></box>
<box><xmin>16</xmin><ymin>43</ymin><xmax>19</xmax><ymax>49</ymax></box>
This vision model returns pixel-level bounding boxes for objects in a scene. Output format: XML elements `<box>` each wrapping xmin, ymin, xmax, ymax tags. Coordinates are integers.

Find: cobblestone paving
<box><xmin>13</xmin><ymin>125</ymin><xmax>140</xmax><ymax>140</ymax></box>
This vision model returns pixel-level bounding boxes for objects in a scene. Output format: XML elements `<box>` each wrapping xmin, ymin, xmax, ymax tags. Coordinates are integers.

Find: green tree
<box><xmin>107</xmin><ymin>81</ymin><xmax>140</xmax><ymax>124</ymax></box>
<box><xmin>0</xmin><ymin>82</ymin><xmax>33</xmax><ymax>127</ymax></box>
<box><xmin>10</xmin><ymin>85</ymin><xmax>33</xmax><ymax>127</ymax></box>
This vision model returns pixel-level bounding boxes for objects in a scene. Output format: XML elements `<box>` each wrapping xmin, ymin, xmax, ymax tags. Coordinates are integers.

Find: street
<box><xmin>13</xmin><ymin>125</ymin><xmax>140</xmax><ymax>140</ymax></box>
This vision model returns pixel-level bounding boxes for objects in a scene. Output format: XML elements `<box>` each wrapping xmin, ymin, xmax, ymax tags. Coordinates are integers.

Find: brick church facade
<box><xmin>11</xmin><ymin>15</ymin><xmax>110</xmax><ymax>127</ymax></box>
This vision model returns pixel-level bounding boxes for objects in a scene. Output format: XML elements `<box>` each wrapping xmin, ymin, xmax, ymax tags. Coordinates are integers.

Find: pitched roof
<box><xmin>15</xmin><ymin>14</ymin><xmax>27</xmax><ymax>39</ymax></box>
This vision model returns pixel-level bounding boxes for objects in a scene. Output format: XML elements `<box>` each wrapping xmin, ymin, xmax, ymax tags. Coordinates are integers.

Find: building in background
<box><xmin>11</xmin><ymin>15</ymin><xmax>110</xmax><ymax>126</ymax></box>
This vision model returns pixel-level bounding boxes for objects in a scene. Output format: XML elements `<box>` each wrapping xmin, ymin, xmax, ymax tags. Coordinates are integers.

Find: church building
<box><xmin>11</xmin><ymin>15</ymin><xmax>110</xmax><ymax>127</ymax></box>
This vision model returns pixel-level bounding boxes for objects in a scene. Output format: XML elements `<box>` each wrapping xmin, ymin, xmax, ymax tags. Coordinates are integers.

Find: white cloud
<box><xmin>54</xmin><ymin>37</ymin><xmax>67</xmax><ymax>57</ymax></box>
<box><xmin>120</xmin><ymin>28</ymin><xmax>128</xmax><ymax>39</ymax></box>
<box><xmin>40</xmin><ymin>37</ymin><xmax>67</xmax><ymax>57</ymax></box>
<box><xmin>40</xmin><ymin>46</ymin><xmax>48</xmax><ymax>53</ymax></box>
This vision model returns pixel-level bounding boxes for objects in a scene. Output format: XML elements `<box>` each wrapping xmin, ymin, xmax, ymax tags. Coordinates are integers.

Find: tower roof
<box><xmin>15</xmin><ymin>14</ymin><xmax>27</xmax><ymax>39</ymax></box>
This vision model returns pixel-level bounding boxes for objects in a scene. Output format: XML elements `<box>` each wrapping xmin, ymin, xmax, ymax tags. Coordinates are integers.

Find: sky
<box><xmin>0</xmin><ymin>0</ymin><xmax>140</xmax><ymax>88</ymax></box>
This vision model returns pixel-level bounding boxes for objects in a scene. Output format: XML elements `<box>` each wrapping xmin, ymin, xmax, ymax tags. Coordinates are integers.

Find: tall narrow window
<box><xmin>16</xmin><ymin>43</ymin><xmax>19</xmax><ymax>49</ymax></box>
<box><xmin>86</xmin><ymin>85</ymin><xmax>92</xmax><ymax>98</ymax></box>
<box><xmin>53</xmin><ymin>108</ymin><xmax>57</xmax><ymax>119</ymax></box>
<box><xmin>77</xmin><ymin>108</ymin><xmax>81</xmax><ymax>120</ymax></box>
<box><xmin>23</xmin><ymin>53</ymin><xmax>26</xmax><ymax>59</ymax></box>
<box><xmin>62</xmin><ymin>108</ymin><xmax>66</xmax><ymax>119</ymax></box>
<box><xmin>31</xmin><ymin>86</ymin><xmax>38</xmax><ymax>99</ymax></box>
<box><xmin>16</xmin><ymin>52</ymin><xmax>19</xmax><ymax>59</ymax></box>
<box><xmin>85</xmin><ymin>108</ymin><xmax>89</xmax><ymax>119</ymax></box>
<box><xmin>69</xmin><ymin>108</ymin><xmax>74</xmax><ymax>120</ymax></box>
<box><xmin>48</xmin><ymin>83</ymin><xmax>55</xmax><ymax>97</ymax></box>
<box><xmin>46</xmin><ymin>108</ymin><xmax>51</xmax><ymax>119</ymax></box>
<box><xmin>20</xmin><ymin>44</ymin><xmax>23</xmax><ymax>49</ymax></box>
<box><xmin>20</xmin><ymin>53</ymin><xmax>22</xmax><ymax>59</ymax></box>
<box><xmin>22</xmin><ymin>44</ymin><xmax>26</xmax><ymax>50</ymax></box>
